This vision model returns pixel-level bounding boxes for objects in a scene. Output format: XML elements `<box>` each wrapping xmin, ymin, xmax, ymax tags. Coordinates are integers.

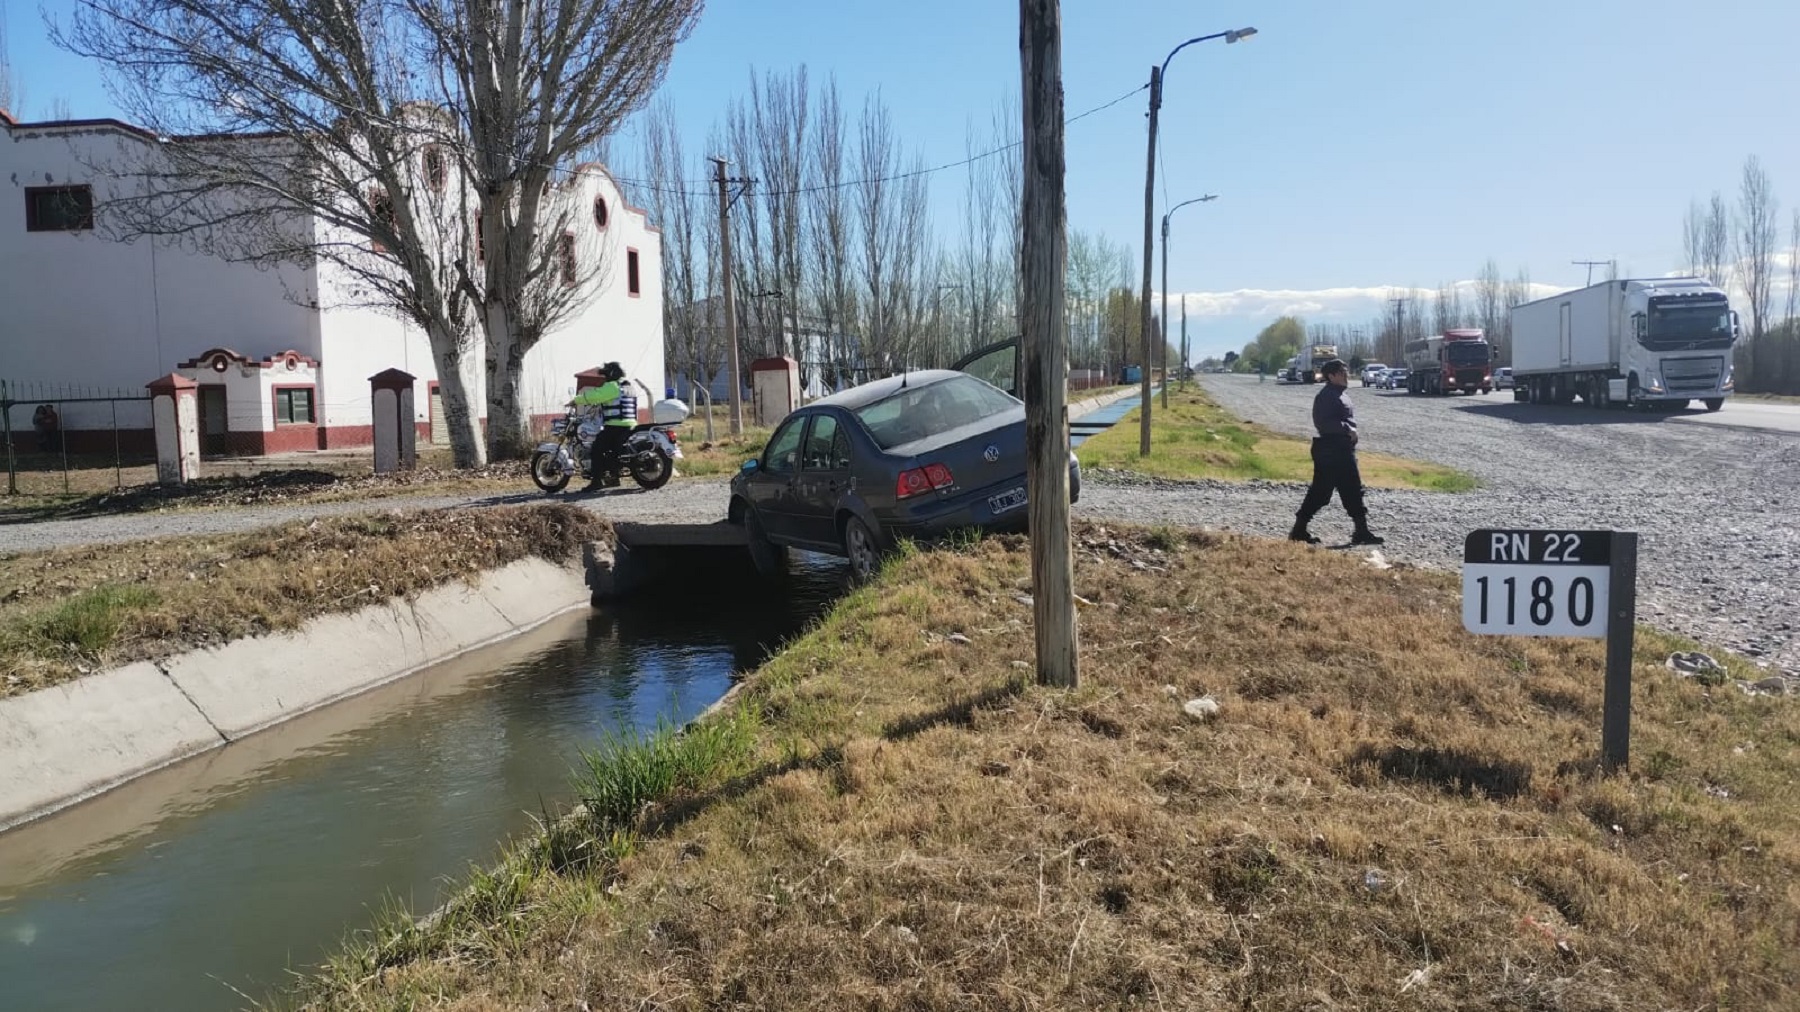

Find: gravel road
<box><xmin>1072</xmin><ymin>375</ymin><xmax>1799</xmax><ymax>674</ymax></box>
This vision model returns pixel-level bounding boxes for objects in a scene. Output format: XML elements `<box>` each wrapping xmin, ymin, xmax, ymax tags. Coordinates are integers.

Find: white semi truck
<box><xmin>1294</xmin><ymin>343</ymin><xmax>1339</xmax><ymax>384</ymax></box>
<box><xmin>1510</xmin><ymin>277</ymin><xmax>1738</xmax><ymax>411</ymax></box>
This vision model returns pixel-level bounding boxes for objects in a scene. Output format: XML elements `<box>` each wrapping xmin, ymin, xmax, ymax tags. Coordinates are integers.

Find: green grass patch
<box><xmin>1078</xmin><ymin>386</ymin><xmax>1478</xmax><ymax>491</ymax></box>
<box><xmin>36</xmin><ymin>585</ymin><xmax>160</xmax><ymax>655</ymax></box>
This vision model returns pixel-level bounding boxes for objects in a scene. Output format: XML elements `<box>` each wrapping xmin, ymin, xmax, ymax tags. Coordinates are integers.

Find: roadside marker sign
<box><xmin>1463</xmin><ymin>529</ymin><xmax>1639</xmax><ymax>769</ymax></box>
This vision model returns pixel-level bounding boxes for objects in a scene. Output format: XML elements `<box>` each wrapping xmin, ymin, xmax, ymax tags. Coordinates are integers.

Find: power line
<box><xmin>609</xmin><ymin>81</ymin><xmax>1149</xmax><ymax>200</ymax></box>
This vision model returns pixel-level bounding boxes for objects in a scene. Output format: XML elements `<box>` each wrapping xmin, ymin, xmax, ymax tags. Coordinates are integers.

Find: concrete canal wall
<box><xmin>0</xmin><ymin>556</ymin><xmax>597</xmax><ymax>832</ymax></box>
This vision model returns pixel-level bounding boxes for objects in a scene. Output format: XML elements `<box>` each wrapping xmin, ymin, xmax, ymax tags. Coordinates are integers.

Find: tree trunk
<box><xmin>484</xmin><ymin>300</ymin><xmax>535</xmax><ymax>460</ymax></box>
<box><xmin>428</xmin><ymin>328</ymin><xmax>488</xmax><ymax>469</ymax></box>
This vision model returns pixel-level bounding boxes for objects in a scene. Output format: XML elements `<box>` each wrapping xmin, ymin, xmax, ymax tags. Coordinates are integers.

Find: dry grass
<box><xmin>0</xmin><ymin>503</ymin><xmax>607</xmax><ymax>697</ymax></box>
<box><xmin>282</xmin><ymin>527</ymin><xmax>1798</xmax><ymax>1011</ymax></box>
<box><xmin>1079</xmin><ymin>386</ymin><xmax>1478</xmax><ymax>492</ymax></box>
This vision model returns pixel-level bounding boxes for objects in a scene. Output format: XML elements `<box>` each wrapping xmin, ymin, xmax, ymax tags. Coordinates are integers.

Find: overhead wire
<box><xmin>603</xmin><ymin>80</ymin><xmax>1150</xmax><ymax>200</ymax></box>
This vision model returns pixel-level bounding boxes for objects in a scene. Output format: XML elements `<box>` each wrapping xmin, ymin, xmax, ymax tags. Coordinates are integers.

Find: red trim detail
<box><xmin>318</xmin><ymin>425</ymin><xmax>375</xmax><ymax>449</ymax></box>
<box><xmin>147</xmin><ymin>372</ymin><xmax>200</xmax><ymax>394</ymax></box>
<box><xmin>175</xmin><ymin>348</ymin><xmax>253</xmax><ymax>371</ymax></box>
<box><xmin>259</xmin><ymin>349</ymin><xmax>321</xmax><ymax>370</ymax></box>
<box><xmin>567</xmin><ymin>161</ymin><xmax>663</xmax><ymax>235</ymax></box>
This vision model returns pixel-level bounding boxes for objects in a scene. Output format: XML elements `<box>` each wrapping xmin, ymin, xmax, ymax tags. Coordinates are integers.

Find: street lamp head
<box><xmin>1225</xmin><ymin>27</ymin><xmax>1257</xmax><ymax>43</ymax></box>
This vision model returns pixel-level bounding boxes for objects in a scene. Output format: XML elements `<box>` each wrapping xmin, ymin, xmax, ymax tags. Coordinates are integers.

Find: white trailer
<box><xmin>1509</xmin><ymin>278</ymin><xmax>1738</xmax><ymax>411</ymax></box>
<box><xmin>1294</xmin><ymin>343</ymin><xmax>1339</xmax><ymax>384</ymax></box>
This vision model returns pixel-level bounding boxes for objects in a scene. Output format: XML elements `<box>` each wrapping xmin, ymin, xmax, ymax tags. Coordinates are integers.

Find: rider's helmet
<box><xmin>601</xmin><ymin>361</ymin><xmax>625</xmax><ymax>382</ymax></box>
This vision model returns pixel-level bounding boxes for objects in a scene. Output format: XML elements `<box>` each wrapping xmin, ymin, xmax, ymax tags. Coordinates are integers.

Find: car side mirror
<box><xmin>741</xmin><ymin>459</ymin><xmax>759</xmax><ymax>473</ymax></box>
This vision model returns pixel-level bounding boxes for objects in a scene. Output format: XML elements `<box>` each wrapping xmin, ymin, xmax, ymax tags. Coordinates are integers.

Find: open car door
<box><xmin>949</xmin><ymin>337</ymin><xmax>1020</xmax><ymax>399</ymax></box>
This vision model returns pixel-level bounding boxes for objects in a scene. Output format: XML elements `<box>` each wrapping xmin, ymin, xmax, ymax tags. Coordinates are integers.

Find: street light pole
<box><xmin>1137</xmin><ymin>26</ymin><xmax>1256</xmax><ymax>456</ymax></box>
<box><xmin>1160</xmin><ymin>194</ymin><xmax>1216</xmax><ymax>410</ymax></box>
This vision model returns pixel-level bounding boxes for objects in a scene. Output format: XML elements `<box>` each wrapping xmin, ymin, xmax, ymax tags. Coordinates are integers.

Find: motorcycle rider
<box><xmin>567</xmin><ymin>362</ymin><xmax>637</xmax><ymax>491</ymax></box>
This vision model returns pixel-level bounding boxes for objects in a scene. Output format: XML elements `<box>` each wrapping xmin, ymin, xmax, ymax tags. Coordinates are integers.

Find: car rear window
<box><xmin>854</xmin><ymin>375</ymin><xmax>1018</xmax><ymax>450</ymax></box>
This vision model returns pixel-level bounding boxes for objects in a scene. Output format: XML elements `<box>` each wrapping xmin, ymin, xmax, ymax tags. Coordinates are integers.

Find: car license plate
<box><xmin>988</xmin><ymin>487</ymin><xmax>1027</xmax><ymax>516</ymax></box>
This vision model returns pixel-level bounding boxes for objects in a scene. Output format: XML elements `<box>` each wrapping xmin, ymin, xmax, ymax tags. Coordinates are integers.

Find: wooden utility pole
<box><xmin>712</xmin><ymin>156</ymin><xmax>744</xmax><ymax>436</ymax></box>
<box><xmin>1137</xmin><ymin>65</ymin><xmax>1160</xmax><ymax>456</ymax></box>
<box><xmin>1019</xmin><ymin>0</ymin><xmax>1079</xmax><ymax>688</ymax></box>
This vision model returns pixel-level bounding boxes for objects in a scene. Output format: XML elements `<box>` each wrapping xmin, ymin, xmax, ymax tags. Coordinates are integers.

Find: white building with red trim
<box><xmin>0</xmin><ymin>110</ymin><xmax>663</xmax><ymax>457</ymax></box>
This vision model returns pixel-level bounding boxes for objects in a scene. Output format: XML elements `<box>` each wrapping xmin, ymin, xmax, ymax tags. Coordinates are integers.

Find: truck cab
<box><xmin>1624</xmin><ymin>279</ymin><xmax>1738</xmax><ymax>408</ymax></box>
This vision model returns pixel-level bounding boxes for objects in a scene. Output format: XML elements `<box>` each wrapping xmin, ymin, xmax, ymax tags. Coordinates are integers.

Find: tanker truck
<box><xmin>1510</xmin><ymin>277</ymin><xmax>1737</xmax><ymax>411</ymax></box>
<box><xmin>1404</xmin><ymin>328</ymin><xmax>1495</xmax><ymax>395</ymax></box>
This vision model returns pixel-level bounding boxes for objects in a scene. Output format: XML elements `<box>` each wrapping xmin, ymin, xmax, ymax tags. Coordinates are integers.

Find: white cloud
<box><xmin>1165</xmin><ymin>280</ymin><xmax>1567</xmax><ymax>320</ymax></box>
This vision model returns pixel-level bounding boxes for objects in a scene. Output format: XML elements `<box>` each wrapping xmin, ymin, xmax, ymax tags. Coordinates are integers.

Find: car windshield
<box><xmin>854</xmin><ymin>375</ymin><xmax>1018</xmax><ymax>450</ymax></box>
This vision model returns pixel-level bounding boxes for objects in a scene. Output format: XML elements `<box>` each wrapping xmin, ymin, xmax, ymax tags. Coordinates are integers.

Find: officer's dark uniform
<box><xmin>1291</xmin><ymin>360</ymin><xmax>1383</xmax><ymax>546</ymax></box>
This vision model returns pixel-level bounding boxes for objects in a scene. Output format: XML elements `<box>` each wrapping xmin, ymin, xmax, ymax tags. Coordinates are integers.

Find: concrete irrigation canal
<box><xmin>0</xmin><ymin>557</ymin><xmax>844</xmax><ymax>1011</ymax></box>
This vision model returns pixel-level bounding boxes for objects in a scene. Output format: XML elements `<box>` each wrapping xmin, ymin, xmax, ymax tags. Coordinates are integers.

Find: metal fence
<box><xmin>1</xmin><ymin>379</ymin><xmax>156</xmax><ymax>497</ymax></box>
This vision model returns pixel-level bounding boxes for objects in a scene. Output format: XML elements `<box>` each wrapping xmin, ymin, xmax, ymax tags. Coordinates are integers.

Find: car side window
<box><xmin>801</xmin><ymin>414</ymin><xmax>852</xmax><ymax>471</ymax></box>
<box><xmin>763</xmin><ymin>417</ymin><xmax>805</xmax><ymax>475</ymax></box>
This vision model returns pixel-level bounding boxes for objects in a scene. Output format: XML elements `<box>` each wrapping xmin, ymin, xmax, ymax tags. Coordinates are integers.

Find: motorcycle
<box><xmin>530</xmin><ymin>409</ymin><xmax>682</xmax><ymax>493</ymax></box>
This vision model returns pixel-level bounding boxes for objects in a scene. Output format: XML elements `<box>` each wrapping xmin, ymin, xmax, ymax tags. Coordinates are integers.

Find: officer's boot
<box><xmin>1288</xmin><ymin>513</ymin><xmax>1321</xmax><ymax>545</ymax></box>
<box><xmin>1350</xmin><ymin>519</ymin><xmax>1385</xmax><ymax>546</ymax></box>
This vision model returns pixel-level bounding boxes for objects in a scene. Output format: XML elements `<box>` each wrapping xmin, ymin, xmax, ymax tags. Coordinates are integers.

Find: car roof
<box><xmin>808</xmin><ymin>369</ymin><xmax>969</xmax><ymax>411</ymax></box>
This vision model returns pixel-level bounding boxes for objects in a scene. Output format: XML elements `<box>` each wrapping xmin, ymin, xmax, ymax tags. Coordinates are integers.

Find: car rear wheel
<box><xmin>844</xmin><ymin>516</ymin><xmax>881</xmax><ymax>585</ymax></box>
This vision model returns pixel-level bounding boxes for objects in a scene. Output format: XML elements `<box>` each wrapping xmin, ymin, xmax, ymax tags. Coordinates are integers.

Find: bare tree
<box><xmin>420</xmin><ymin>0</ymin><xmax>700</xmax><ymax>458</ymax></box>
<box><xmin>0</xmin><ymin>2</ymin><xmax>17</xmax><ymax>116</ymax></box>
<box><xmin>960</xmin><ymin>110</ymin><xmax>1011</xmax><ymax>352</ymax></box>
<box><xmin>638</xmin><ymin>100</ymin><xmax>709</xmax><ymax>401</ymax></box>
<box><xmin>807</xmin><ymin>76</ymin><xmax>855</xmax><ymax>390</ymax></box>
<box><xmin>753</xmin><ymin>67</ymin><xmax>810</xmax><ymax>376</ymax></box>
<box><xmin>1734</xmin><ymin>154</ymin><xmax>1779</xmax><ymax>341</ymax></box>
<box><xmin>1700</xmin><ymin>191</ymin><xmax>1732</xmax><ymax>289</ymax></box>
<box><xmin>855</xmin><ymin>92</ymin><xmax>904</xmax><ymax>370</ymax></box>
<box><xmin>1432</xmin><ymin>281</ymin><xmax>1464</xmax><ymax>335</ymax></box>
<box><xmin>1474</xmin><ymin>257</ymin><xmax>1503</xmax><ymax>339</ymax></box>
<box><xmin>59</xmin><ymin>0</ymin><xmax>698</xmax><ymax>464</ymax></box>
<box><xmin>57</xmin><ymin>3</ymin><xmax>488</xmax><ymax>464</ymax></box>
<box><xmin>1786</xmin><ymin>209</ymin><xmax>1800</xmax><ymax>325</ymax></box>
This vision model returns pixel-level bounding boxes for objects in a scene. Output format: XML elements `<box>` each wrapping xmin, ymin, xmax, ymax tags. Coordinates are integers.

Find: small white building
<box><xmin>0</xmin><ymin>110</ymin><xmax>663</xmax><ymax>457</ymax></box>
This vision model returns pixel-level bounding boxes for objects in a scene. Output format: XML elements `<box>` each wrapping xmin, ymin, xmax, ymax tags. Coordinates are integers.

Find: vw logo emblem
<box><xmin>983</xmin><ymin>444</ymin><xmax>1000</xmax><ymax>462</ymax></box>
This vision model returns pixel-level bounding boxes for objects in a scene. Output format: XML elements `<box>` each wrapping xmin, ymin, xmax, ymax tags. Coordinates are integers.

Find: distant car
<box><xmin>1382</xmin><ymin>368</ymin><xmax>1410</xmax><ymax>390</ymax></box>
<box><xmin>728</xmin><ymin>370</ymin><xmax>1080</xmax><ymax>583</ymax></box>
<box><xmin>1361</xmin><ymin>364</ymin><xmax>1388</xmax><ymax>387</ymax></box>
<box><xmin>1494</xmin><ymin>367</ymin><xmax>1514</xmax><ymax>390</ymax></box>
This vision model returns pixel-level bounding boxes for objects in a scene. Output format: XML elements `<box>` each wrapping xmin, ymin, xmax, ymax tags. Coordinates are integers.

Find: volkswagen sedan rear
<box><xmin>729</xmin><ymin>370</ymin><xmax>1080</xmax><ymax>580</ymax></box>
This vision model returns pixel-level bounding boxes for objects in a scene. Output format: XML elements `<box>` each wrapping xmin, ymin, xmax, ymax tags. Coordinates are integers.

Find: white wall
<box><xmin>0</xmin><ymin>119</ymin><xmax>322</xmax><ymax>432</ymax></box>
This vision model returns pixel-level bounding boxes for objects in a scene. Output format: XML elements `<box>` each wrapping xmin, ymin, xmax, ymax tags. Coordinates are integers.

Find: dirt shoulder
<box><xmin>282</xmin><ymin>525</ymin><xmax>1798</xmax><ymax>1011</ymax></box>
<box><xmin>0</xmin><ymin>503</ymin><xmax>607</xmax><ymax>698</ymax></box>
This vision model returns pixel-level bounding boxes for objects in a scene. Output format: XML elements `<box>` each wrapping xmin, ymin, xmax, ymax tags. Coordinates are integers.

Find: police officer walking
<box><xmin>1291</xmin><ymin>359</ymin><xmax>1384</xmax><ymax>546</ymax></box>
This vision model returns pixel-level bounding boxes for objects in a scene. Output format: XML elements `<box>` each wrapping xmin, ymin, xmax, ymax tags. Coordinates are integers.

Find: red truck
<box><xmin>1402</xmin><ymin>328</ymin><xmax>1497</xmax><ymax>395</ymax></box>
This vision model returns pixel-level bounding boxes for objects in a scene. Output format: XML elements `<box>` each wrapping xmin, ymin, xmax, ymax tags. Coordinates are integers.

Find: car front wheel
<box><xmin>844</xmin><ymin>515</ymin><xmax>881</xmax><ymax>585</ymax></box>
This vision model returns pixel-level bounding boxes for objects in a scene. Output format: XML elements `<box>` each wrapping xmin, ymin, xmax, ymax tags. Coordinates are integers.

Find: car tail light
<box><xmin>896</xmin><ymin>463</ymin><xmax>956</xmax><ymax>500</ymax></box>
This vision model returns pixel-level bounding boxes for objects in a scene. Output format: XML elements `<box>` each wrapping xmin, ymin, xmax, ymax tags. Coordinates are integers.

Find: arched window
<box><xmin>560</xmin><ymin>232</ymin><xmax>578</xmax><ymax>287</ymax></box>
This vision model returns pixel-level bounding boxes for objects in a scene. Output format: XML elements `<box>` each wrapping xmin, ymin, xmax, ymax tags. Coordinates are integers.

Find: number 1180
<box><xmin>1474</xmin><ymin>574</ymin><xmax>1596</xmax><ymax>629</ymax></box>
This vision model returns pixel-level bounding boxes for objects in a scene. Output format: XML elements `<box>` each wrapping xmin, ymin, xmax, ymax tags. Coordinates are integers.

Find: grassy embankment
<box><xmin>0</xmin><ymin>503</ymin><xmax>607</xmax><ymax>698</ymax></box>
<box><xmin>0</xmin><ymin>411</ymin><xmax>765</xmax><ymax>521</ymax></box>
<box><xmin>280</xmin><ymin>525</ymin><xmax>1796</xmax><ymax>1010</ymax></box>
<box><xmin>1079</xmin><ymin>385</ymin><xmax>1478</xmax><ymax>492</ymax></box>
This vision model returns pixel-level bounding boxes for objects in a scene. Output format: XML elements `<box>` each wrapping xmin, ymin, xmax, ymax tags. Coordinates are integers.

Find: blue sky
<box><xmin>8</xmin><ymin>1</ymin><xmax>1800</xmax><ymax>359</ymax></box>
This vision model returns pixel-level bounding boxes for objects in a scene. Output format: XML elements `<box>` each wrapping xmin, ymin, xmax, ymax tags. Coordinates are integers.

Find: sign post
<box><xmin>1463</xmin><ymin>529</ymin><xmax>1638</xmax><ymax>769</ymax></box>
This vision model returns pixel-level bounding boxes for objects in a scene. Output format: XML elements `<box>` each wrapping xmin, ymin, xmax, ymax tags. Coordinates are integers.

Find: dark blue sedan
<box><xmin>728</xmin><ymin>370</ymin><xmax>1081</xmax><ymax>582</ymax></box>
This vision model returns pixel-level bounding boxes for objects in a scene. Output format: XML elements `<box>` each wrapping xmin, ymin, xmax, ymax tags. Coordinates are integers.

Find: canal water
<box><xmin>0</xmin><ymin>556</ymin><xmax>843</xmax><ymax>1011</ymax></box>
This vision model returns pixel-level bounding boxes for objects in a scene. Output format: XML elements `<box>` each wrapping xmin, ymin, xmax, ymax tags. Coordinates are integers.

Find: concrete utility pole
<box><xmin>1160</xmin><ymin>194</ymin><xmax>1216</xmax><ymax>407</ymax></box>
<box><xmin>1180</xmin><ymin>296</ymin><xmax>1188</xmax><ymax>389</ymax></box>
<box><xmin>1019</xmin><ymin>0</ymin><xmax>1079</xmax><ymax>688</ymax></box>
<box><xmin>712</xmin><ymin>156</ymin><xmax>744</xmax><ymax>436</ymax></box>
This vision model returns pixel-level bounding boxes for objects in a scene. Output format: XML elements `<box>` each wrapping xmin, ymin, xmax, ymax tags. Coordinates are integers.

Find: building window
<box><xmin>369</xmin><ymin>187</ymin><xmax>396</xmax><ymax>253</ymax></box>
<box><xmin>25</xmin><ymin>185</ymin><xmax>95</xmax><ymax>232</ymax></box>
<box><xmin>423</xmin><ymin>146</ymin><xmax>447</xmax><ymax>192</ymax></box>
<box><xmin>627</xmin><ymin>248</ymin><xmax>641</xmax><ymax>297</ymax></box>
<box><xmin>275</xmin><ymin>387</ymin><xmax>315</xmax><ymax>425</ymax></box>
<box><xmin>560</xmin><ymin>232</ymin><xmax>578</xmax><ymax>287</ymax></box>
<box><xmin>593</xmin><ymin>196</ymin><xmax>609</xmax><ymax>229</ymax></box>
